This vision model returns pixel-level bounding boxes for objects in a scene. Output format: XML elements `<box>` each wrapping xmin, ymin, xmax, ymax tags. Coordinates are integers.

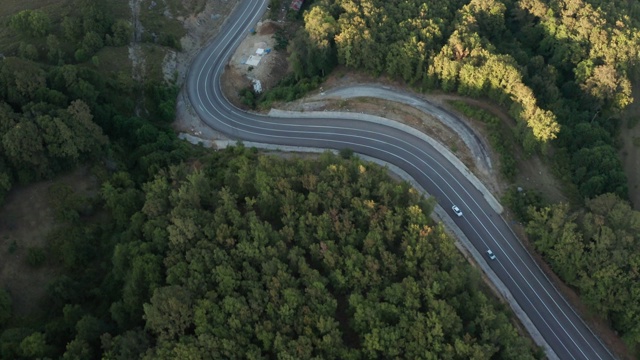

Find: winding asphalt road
<box><xmin>185</xmin><ymin>1</ymin><xmax>616</xmax><ymax>359</ymax></box>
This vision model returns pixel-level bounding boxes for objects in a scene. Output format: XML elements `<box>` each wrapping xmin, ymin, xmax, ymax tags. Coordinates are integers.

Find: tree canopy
<box><xmin>0</xmin><ymin>147</ymin><xmax>541</xmax><ymax>359</ymax></box>
<box><xmin>527</xmin><ymin>193</ymin><xmax>640</xmax><ymax>348</ymax></box>
<box><xmin>292</xmin><ymin>0</ymin><xmax>640</xmax><ymax>199</ymax></box>
<box><xmin>106</xmin><ymin>149</ymin><xmax>540</xmax><ymax>359</ymax></box>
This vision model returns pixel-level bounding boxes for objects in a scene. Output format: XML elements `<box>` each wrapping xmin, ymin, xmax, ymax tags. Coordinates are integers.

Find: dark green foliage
<box><xmin>0</xmin><ymin>61</ymin><xmax>109</xmax><ymax>180</ymax></box>
<box><xmin>502</xmin><ymin>186</ymin><xmax>544</xmax><ymax>223</ymax></box>
<box><xmin>157</xmin><ymin>33</ymin><xmax>181</xmax><ymax>50</ymax></box>
<box><xmin>9</xmin><ymin>10</ymin><xmax>51</xmax><ymax>37</ymax></box>
<box><xmin>18</xmin><ymin>42</ymin><xmax>39</xmax><ymax>61</ymax></box>
<box><xmin>0</xmin><ymin>289</ymin><xmax>11</xmax><ymax>327</ymax></box>
<box><xmin>26</xmin><ymin>247</ymin><xmax>46</xmax><ymax>268</ymax></box>
<box><xmin>12</xmin><ymin>1</ymin><xmax>115</xmax><ymax>66</ymax></box>
<box><xmin>238</xmin><ymin>87</ymin><xmax>256</xmax><ymax>108</ymax></box>
<box><xmin>339</xmin><ymin>147</ymin><xmax>354</xmax><ymax>159</ymax></box>
<box><xmin>1</xmin><ymin>328</ymin><xmax>32</xmax><ymax>359</ymax></box>
<box><xmin>109</xmin><ymin>19</ymin><xmax>133</xmax><ymax>47</ymax></box>
<box><xmin>62</xmin><ymin>16</ymin><xmax>83</xmax><ymax>43</ymax></box>
<box><xmin>0</xmin><ymin>146</ymin><xmax>540</xmax><ymax>358</ymax></box>
<box><xmin>81</xmin><ymin>32</ymin><xmax>105</xmax><ymax>58</ymax></box>
<box><xmin>19</xmin><ymin>332</ymin><xmax>50</xmax><ymax>358</ymax></box>
<box><xmin>112</xmin><ymin>149</ymin><xmax>538</xmax><ymax>358</ymax></box>
<box><xmin>100</xmin><ymin>329</ymin><xmax>150</xmax><ymax>360</ymax></box>
<box><xmin>303</xmin><ymin>0</ymin><xmax>640</xmax><ymax>201</ymax></box>
<box><xmin>527</xmin><ymin>194</ymin><xmax>640</xmax><ymax>349</ymax></box>
<box><xmin>62</xmin><ymin>338</ymin><xmax>92</xmax><ymax>359</ymax></box>
<box><xmin>258</xmin><ymin>74</ymin><xmax>323</xmax><ymax>108</ymax></box>
<box><xmin>0</xmin><ymin>97</ymin><xmax>539</xmax><ymax>360</ymax></box>
<box><xmin>273</xmin><ymin>29</ymin><xmax>289</xmax><ymax>50</ymax></box>
<box><xmin>571</xmin><ymin>143</ymin><xmax>628</xmax><ymax>199</ymax></box>
<box><xmin>0</xmin><ymin>5</ymin><xmax>198</xmax><ymax>360</ymax></box>
<box><xmin>290</xmin><ymin>6</ymin><xmax>337</xmax><ymax>80</ymax></box>
<box><xmin>449</xmin><ymin>100</ymin><xmax>518</xmax><ymax>181</ymax></box>
<box><xmin>47</xmin><ymin>182</ymin><xmax>94</xmax><ymax>223</ymax></box>
<box><xmin>147</xmin><ymin>83</ymin><xmax>179</xmax><ymax>123</ymax></box>
<box><xmin>0</xmin><ymin>0</ymin><xmax>136</xmax><ymax>199</ymax></box>
<box><xmin>143</xmin><ymin>286</ymin><xmax>193</xmax><ymax>340</ymax></box>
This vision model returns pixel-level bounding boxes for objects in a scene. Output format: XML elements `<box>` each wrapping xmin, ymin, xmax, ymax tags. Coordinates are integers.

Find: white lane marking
<box><xmin>462</xmin><ymin>218</ymin><xmax>580</xmax><ymax>359</ymax></box>
<box><xmin>194</xmin><ymin>1</ymin><xmax>587</xmax><ymax>354</ymax></box>
<box><xmin>188</xmin><ymin>1</ymin><xmax>612</xmax><ymax>358</ymax></box>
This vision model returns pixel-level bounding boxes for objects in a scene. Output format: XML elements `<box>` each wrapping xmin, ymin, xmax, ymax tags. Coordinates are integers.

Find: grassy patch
<box><xmin>143</xmin><ymin>43</ymin><xmax>170</xmax><ymax>82</ymax></box>
<box><xmin>448</xmin><ymin>100</ymin><xmax>517</xmax><ymax>182</ymax></box>
<box><xmin>0</xmin><ymin>0</ymin><xmax>63</xmax><ymax>16</ymax></box>
<box><xmin>92</xmin><ymin>45</ymin><xmax>132</xmax><ymax>74</ymax></box>
<box><xmin>170</xmin><ymin>0</ymin><xmax>207</xmax><ymax>16</ymax></box>
<box><xmin>256</xmin><ymin>74</ymin><xmax>324</xmax><ymax>109</ymax></box>
<box><xmin>139</xmin><ymin>0</ymin><xmax>186</xmax><ymax>49</ymax></box>
<box><xmin>633</xmin><ymin>137</ymin><xmax>640</xmax><ymax>147</ymax></box>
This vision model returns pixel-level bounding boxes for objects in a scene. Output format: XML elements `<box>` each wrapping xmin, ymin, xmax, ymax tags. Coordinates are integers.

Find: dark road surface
<box><xmin>185</xmin><ymin>1</ymin><xmax>616</xmax><ymax>359</ymax></box>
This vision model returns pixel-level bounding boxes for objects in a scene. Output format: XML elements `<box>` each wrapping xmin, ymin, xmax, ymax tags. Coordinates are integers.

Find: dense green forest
<box><xmin>0</xmin><ymin>0</ymin><xmax>180</xmax><ymax>203</ymax></box>
<box><xmin>0</xmin><ymin>0</ymin><xmax>543</xmax><ymax>358</ymax></box>
<box><xmin>2</xmin><ymin>147</ymin><xmax>542</xmax><ymax>359</ymax></box>
<box><xmin>276</xmin><ymin>0</ymin><xmax>640</xmax><ymax>353</ymax></box>
<box><xmin>283</xmin><ymin>0</ymin><xmax>640</xmax><ymax>201</ymax></box>
<box><xmin>526</xmin><ymin>194</ymin><xmax>640</xmax><ymax>348</ymax></box>
<box><xmin>2</xmin><ymin>0</ymin><xmax>640</xmax><ymax>357</ymax></box>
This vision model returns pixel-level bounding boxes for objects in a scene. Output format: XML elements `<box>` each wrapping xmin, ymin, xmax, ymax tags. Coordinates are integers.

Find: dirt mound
<box><xmin>258</xmin><ymin>20</ymin><xmax>281</xmax><ymax>35</ymax></box>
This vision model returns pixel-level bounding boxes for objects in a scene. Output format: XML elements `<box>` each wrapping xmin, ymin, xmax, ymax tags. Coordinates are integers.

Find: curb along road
<box><xmin>184</xmin><ymin>1</ymin><xmax>616</xmax><ymax>359</ymax></box>
<box><xmin>269</xmin><ymin>108</ymin><xmax>504</xmax><ymax>214</ymax></box>
<box><xmin>307</xmin><ymin>84</ymin><xmax>494</xmax><ymax>174</ymax></box>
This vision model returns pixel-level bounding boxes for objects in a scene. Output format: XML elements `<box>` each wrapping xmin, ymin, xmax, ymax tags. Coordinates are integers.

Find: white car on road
<box><xmin>486</xmin><ymin>249</ymin><xmax>496</xmax><ymax>260</ymax></box>
<box><xmin>451</xmin><ymin>205</ymin><xmax>463</xmax><ymax>217</ymax></box>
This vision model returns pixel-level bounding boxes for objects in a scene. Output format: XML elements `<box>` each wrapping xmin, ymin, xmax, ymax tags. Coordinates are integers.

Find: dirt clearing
<box><xmin>175</xmin><ymin>16</ymin><xmax>289</xmax><ymax>136</ymax></box>
<box><xmin>220</xmin><ymin>20</ymin><xmax>289</xmax><ymax>106</ymax></box>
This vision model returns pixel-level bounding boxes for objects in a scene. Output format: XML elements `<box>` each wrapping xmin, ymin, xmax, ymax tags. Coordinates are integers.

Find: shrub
<box><xmin>449</xmin><ymin>101</ymin><xmax>517</xmax><ymax>182</ymax></box>
<box><xmin>0</xmin><ymin>289</ymin><xmax>12</xmax><ymax>326</ymax></box>
<box><xmin>27</xmin><ymin>247</ymin><xmax>46</xmax><ymax>268</ymax></box>
<box><xmin>339</xmin><ymin>148</ymin><xmax>354</xmax><ymax>159</ymax></box>
<box><xmin>502</xmin><ymin>186</ymin><xmax>544</xmax><ymax>222</ymax></box>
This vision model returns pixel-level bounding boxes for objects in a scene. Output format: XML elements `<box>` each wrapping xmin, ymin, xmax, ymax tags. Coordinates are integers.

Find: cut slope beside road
<box><xmin>183</xmin><ymin>1</ymin><xmax>618</xmax><ymax>359</ymax></box>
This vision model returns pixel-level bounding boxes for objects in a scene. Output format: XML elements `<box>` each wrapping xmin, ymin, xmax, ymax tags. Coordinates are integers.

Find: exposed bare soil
<box><xmin>220</xmin><ymin>20</ymin><xmax>289</xmax><ymax>107</ymax></box>
<box><xmin>278</xmin><ymin>95</ymin><xmax>490</xmax><ymax>184</ymax></box>
<box><xmin>173</xmin><ymin>6</ymin><xmax>288</xmax><ymax>136</ymax></box>
<box><xmin>168</xmin><ymin>0</ymin><xmax>240</xmax><ymax>85</ymax></box>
